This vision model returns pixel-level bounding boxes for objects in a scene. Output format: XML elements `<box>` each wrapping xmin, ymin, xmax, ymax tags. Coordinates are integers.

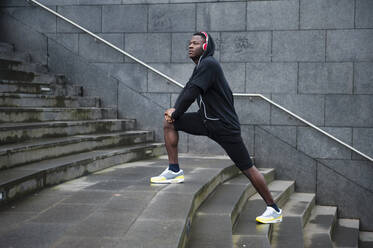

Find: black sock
<box><xmin>269</xmin><ymin>203</ymin><xmax>280</xmax><ymax>212</ymax></box>
<box><xmin>168</xmin><ymin>163</ymin><xmax>180</xmax><ymax>172</ymax></box>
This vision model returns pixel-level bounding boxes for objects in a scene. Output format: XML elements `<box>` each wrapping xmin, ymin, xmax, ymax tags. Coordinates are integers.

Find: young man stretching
<box><xmin>150</xmin><ymin>32</ymin><xmax>282</xmax><ymax>224</ymax></box>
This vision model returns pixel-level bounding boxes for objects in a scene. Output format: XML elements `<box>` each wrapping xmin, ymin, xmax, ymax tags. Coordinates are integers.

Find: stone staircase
<box><xmin>1</xmin><ymin>41</ymin><xmax>372</xmax><ymax>248</ymax></box>
<box><xmin>0</xmin><ymin>41</ymin><xmax>165</xmax><ymax>203</ymax></box>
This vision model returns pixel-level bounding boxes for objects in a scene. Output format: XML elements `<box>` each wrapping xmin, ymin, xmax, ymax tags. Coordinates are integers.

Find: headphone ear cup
<box><xmin>203</xmin><ymin>43</ymin><xmax>207</xmax><ymax>51</ymax></box>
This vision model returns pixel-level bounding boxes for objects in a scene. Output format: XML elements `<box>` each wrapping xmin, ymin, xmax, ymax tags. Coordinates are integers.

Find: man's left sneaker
<box><xmin>150</xmin><ymin>168</ymin><xmax>184</xmax><ymax>184</ymax></box>
<box><xmin>256</xmin><ymin>206</ymin><xmax>283</xmax><ymax>224</ymax></box>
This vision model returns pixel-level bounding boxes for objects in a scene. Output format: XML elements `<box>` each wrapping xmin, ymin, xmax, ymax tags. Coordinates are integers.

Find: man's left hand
<box><xmin>164</xmin><ymin>108</ymin><xmax>176</xmax><ymax>123</ymax></box>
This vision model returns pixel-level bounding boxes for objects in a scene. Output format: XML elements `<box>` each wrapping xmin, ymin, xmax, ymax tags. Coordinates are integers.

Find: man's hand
<box><xmin>164</xmin><ymin>108</ymin><xmax>176</xmax><ymax>123</ymax></box>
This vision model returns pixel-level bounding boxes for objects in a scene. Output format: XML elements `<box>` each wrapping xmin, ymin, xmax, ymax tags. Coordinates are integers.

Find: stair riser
<box><xmin>0</xmin><ymin>120</ymin><xmax>135</xmax><ymax>144</ymax></box>
<box><xmin>0</xmin><ymin>96</ymin><xmax>99</xmax><ymax>108</ymax></box>
<box><xmin>0</xmin><ymin>59</ymin><xmax>48</xmax><ymax>74</ymax></box>
<box><xmin>0</xmin><ymin>70</ymin><xmax>64</xmax><ymax>84</ymax></box>
<box><xmin>0</xmin><ymin>108</ymin><xmax>116</xmax><ymax>123</ymax></box>
<box><xmin>0</xmin><ymin>132</ymin><xmax>154</xmax><ymax>170</ymax></box>
<box><xmin>0</xmin><ymin>83</ymin><xmax>82</xmax><ymax>96</ymax></box>
<box><xmin>231</xmin><ymin>170</ymin><xmax>275</xmax><ymax>225</ymax></box>
<box><xmin>0</xmin><ymin>144</ymin><xmax>166</xmax><ymax>204</ymax></box>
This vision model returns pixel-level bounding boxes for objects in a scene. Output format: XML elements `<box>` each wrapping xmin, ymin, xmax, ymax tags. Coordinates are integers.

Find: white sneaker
<box><xmin>150</xmin><ymin>168</ymin><xmax>184</xmax><ymax>184</ymax></box>
<box><xmin>256</xmin><ymin>206</ymin><xmax>283</xmax><ymax>224</ymax></box>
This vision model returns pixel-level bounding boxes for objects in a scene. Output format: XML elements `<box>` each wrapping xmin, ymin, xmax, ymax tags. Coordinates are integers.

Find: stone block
<box><xmin>297</xmin><ymin>127</ymin><xmax>352</xmax><ymax>159</ymax></box>
<box><xmin>102</xmin><ymin>5</ymin><xmax>147</xmax><ymax>32</ymax></box>
<box><xmin>352</xmin><ymin>128</ymin><xmax>373</xmax><ymax>159</ymax></box>
<box><xmin>148</xmin><ymin>4</ymin><xmax>195</xmax><ymax>32</ymax></box>
<box><xmin>354</xmin><ymin>62</ymin><xmax>373</xmax><ymax>94</ymax></box>
<box><xmin>299</xmin><ymin>62</ymin><xmax>353</xmax><ymax>94</ymax></box>
<box><xmin>317</xmin><ymin>162</ymin><xmax>373</xmax><ymax>230</ymax></box>
<box><xmin>259</xmin><ymin>125</ymin><xmax>297</xmax><ymax>147</ymax></box>
<box><xmin>300</xmin><ymin>0</ymin><xmax>354</xmax><ymax>29</ymax></box>
<box><xmin>220</xmin><ymin>31</ymin><xmax>271</xmax><ymax>62</ymax></box>
<box><xmin>356</xmin><ymin>0</ymin><xmax>373</xmax><ymax>28</ymax></box>
<box><xmin>78</xmin><ymin>33</ymin><xmax>123</xmax><ymax>63</ymax></box>
<box><xmin>125</xmin><ymin>33</ymin><xmax>171</xmax><ymax>63</ymax></box>
<box><xmin>171</xmin><ymin>32</ymin><xmax>221</xmax><ymax>63</ymax></box>
<box><xmin>3</xmin><ymin>6</ymin><xmax>56</xmax><ymax>33</ymax></box>
<box><xmin>271</xmin><ymin>94</ymin><xmax>325</xmax><ymax>126</ymax></box>
<box><xmin>47</xmin><ymin>33</ymin><xmax>78</xmax><ymax>53</ymax></box>
<box><xmin>94</xmin><ymin>62</ymin><xmax>148</xmax><ymax>93</ymax></box>
<box><xmin>57</xmin><ymin>5</ymin><xmax>101</xmax><ymax>33</ymax></box>
<box><xmin>187</xmin><ymin>135</ymin><xmax>226</xmax><ymax>155</ymax></box>
<box><xmin>141</xmin><ymin>92</ymin><xmax>171</xmax><ymax>109</ymax></box>
<box><xmin>254</xmin><ymin>126</ymin><xmax>317</xmax><ymax>193</ymax></box>
<box><xmin>0</xmin><ymin>11</ymin><xmax>48</xmax><ymax>64</ymax></box>
<box><xmin>117</xmin><ymin>83</ymin><xmax>165</xmax><ymax>140</ymax></box>
<box><xmin>197</xmin><ymin>2</ymin><xmax>246</xmax><ymax>31</ymax></box>
<box><xmin>246</xmin><ymin>63</ymin><xmax>297</xmax><ymax>94</ymax></box>
<box><xmin>327</xmin><ymin>30</ymin><xmax>373</xmax><ymax>61</ymax></box>
<box><xmin>147</xmin><ymin>63</ymin><xmax>194</xmax><ymax>93</ymax></box>
<box><xmin>121</xmin><ymin>0</ymin><xmax>168</xmax><ymax>4</ymax></box>
<box><xmin>273</xmin><ymin>30</ymin><xmax>325</xmax><ymax>62</ymax></box>
<box><xmin>247</xmin><ymin>0</ymin><xmax>299</xmax><ymax>30</ymax></box>
<box><xmin>325</xmin><ymin>95</ymin><xmax>373</xmax><ymax>127</ymax></box>
<box><xmin>234</xmin><ymin>97</ymin><xmax>271</xmax><ymax>125</ymax></box>
<box><xmin>221</xmin><ymin>63</ymin><xmax>245</xmax><ymax>93</ymax></box>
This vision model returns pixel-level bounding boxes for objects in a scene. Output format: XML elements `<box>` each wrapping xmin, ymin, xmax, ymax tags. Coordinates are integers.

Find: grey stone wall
<box><xmin>1</xmin><ymin>0</ymin><xmax>373</xmax><ymax>230</ymax></box>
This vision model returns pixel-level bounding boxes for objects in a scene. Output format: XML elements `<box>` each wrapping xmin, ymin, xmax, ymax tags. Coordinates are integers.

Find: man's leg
<box><xmin>164</xmin><ymin>119</ymin><xmax>179</xmax><ymax>164</ymax></box>
<box><xmin>242</xmin><ymin>166</ymin><xmax>274</xmax><ymax>205</ymax></box>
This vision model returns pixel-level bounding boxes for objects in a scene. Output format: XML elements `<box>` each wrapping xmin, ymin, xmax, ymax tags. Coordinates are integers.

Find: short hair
<box><xmin>193</xmin><ymin>32</ymin><xmax>206</xmax><ymax>42</ymax></box>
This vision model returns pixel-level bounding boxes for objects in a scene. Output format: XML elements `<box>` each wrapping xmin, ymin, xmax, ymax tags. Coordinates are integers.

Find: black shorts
<box><xmin>173</xmin><ymin>112</ymin><xmax>253</xmax><ymax>171</ymax></box>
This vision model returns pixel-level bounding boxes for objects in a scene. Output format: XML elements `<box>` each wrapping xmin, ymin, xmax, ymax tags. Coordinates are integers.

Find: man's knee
<box><xmin>163</xmin><ymin>119</ymin><xmax>175</xmax><ymax>130</ymax></box>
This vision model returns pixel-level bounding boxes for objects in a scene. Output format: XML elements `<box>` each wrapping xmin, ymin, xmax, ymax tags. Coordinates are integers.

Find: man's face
<box><xmin>188</xmin><ymin>35</ymin><xmax>204</xmax><ymax>59</ymax></box>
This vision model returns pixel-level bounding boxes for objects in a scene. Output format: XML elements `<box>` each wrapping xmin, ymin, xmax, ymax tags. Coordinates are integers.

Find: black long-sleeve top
<box><xmin>171</xmin><ymin>83</ymin><xmax>202</xmax><ymax>120</ymax></box>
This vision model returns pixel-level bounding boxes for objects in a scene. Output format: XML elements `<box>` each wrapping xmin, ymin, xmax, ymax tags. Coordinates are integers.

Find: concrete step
<box><xmin>232</xmin><ymin>180</ymin><xmax>295</xmax><ymax>248</ymax></box>
<box><xmin>0</xmin><ymin>130</ymin><xmax>154</xmax><ymax>170</ymax></box>
<box><xmin>0</xmin><ymin>142</ymin><xmax>166</xmax><ymax>203</ymax></box>
<box><xmin>186</xmin><ymin>168</ymin><xmax>275</xmax><ymax>248</ymax></box>
<box><xmin>0</xmin><ymin>80</ymin><xmax>82</xmax><ymax>96</ymax></box>
<box><xmin>359</xmin><ymin>231</ymin><xmax>373</xmax><ymax>248</ymax></box>
<box><xmin>270</xmin><ymin>193</ymin><xmax>316</xmax><ymax>248</ymax></box>
<box><xmin>0</xmin><ymin>58</ymin><xmax>48</xmax><ymax>74</ymax></box>
<box><xmin>122</xmin><ymin>155</ymin><xmax>240</xmax><ymax>248</ymax></box>
<box><xmin>0</xmin><ymin>69</ymin><xmax>65</xmax><ymax>84</ymax></box>
<box><xmin>0</xmin><ymin>42</ymin><xmax>14</xmax><ymax>54</ymax></box>
<box><xmin>0</xmin><ymin>107</ymin><xmax>116</xmax><ymax>123</ymax></box>
<box><xmin>332</xmin><ymin>219</ymin><xmax>359</xmax><ymax>248</ymax></box>
<box><xmin>303</xmin><ymin>205</ymin><xmax>338</xmax><ymax>248</ymax></box>
<box><xmin>0</xmin><ymin>119</ymin><xmax>135</xmax><ymax>144</ymax></box>
<box><xmin>0</xmin><ymin>154</ymin><xmax>238</xmax><ymax>247</ymax></box>
<box><xmin>0</xmin><ymin>93</ymin><xmax>100</xmax><ymax>108</ymax></box>
<box><xmin>0</xmin><ymin>50</ymin><xmax>32</xmax><ymax>63</ymax></box>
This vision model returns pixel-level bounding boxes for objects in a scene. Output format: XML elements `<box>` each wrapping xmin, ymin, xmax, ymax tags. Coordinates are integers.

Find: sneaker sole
<box><xmin>256</xmin><ymin>216</ymin><xmax>283</xmax><ymax>224</ymax></box>
<box><xmin>150</xmin><ymin>177</ymin><xmax>184</xmax><ymax>184</ymax></box>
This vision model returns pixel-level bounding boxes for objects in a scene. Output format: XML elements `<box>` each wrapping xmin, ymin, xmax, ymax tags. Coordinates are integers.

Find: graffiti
<box><xmin>152</xmin><ymin>12</ymin><xmax>171</xmax><ymax>30</ymax></box>
<box><xmin>234</xmin><ymin>36</ymin><xmax>253</xmax><ymax>53</ymax></box>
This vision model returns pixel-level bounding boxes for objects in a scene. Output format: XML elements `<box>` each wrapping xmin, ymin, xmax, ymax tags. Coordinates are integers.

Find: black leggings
<box><xmin>173</xmin><ymin>112</ymin><xmax>253</xmax><ymax>171</ymax></box>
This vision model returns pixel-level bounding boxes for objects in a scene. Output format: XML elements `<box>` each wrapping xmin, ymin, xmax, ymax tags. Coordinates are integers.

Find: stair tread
<box><xmin>0</xmin><ymin>106</ymin><xmax>113</xmax><ymax>110</ymax></box>
<box><xmin>359</xmin><ymin>231</ymin><xmax>373</xmax><ymax>248</ymax></box>
<box><xmin>270</xmin><ymin>193</ymin><xmax>315</xmax><ymax>248</ymax></box>
<box><xmin>0</xmin><ymin>92</ymin><xmax>97</xmax><ymax>100</ymax></box>
<box><xmin>0</xmin><ymin>142</ymin><xmax>164</xmax><ymax>186</ymax></box>
<box><xmin>232</xmin><ymin>180</ymin><xmax>295</xmax><ymax>248</ymax></box>
<box><xmin>333</xmin><ymin>219</ymin><xmax>359</xmax><ymax>248</ymax></box>
<box><xmin>0</xmin><ymin>130</ymin><xmax>152</xmax><ymax>153</ymax></box>
<box><xmin>0</xmin><ymin>119</ymin><xmax>133</xmax><ymax>130</ymax></box>
<box><xmin>303</xmin><ymin>205</ymin><xmax>337</xmax><ymax>248</ymax></box>
<box><xmin>187</xmin><ymin>169</ymin><xmax>274</xmax><ymax>248</ymax></box>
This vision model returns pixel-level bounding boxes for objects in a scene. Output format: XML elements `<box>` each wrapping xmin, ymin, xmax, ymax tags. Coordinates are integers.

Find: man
<box><xmin>150</xmin><ymin>32</ymin><xmax>282</xmax><ymax>224</ymax></box>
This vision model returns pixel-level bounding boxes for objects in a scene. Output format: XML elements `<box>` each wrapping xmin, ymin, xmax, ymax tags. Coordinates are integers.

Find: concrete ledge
<box><xmin>0</xmin><ymin>130</ymin><xmax>154</xmax><ymax>170</ymax></box>
<box><xmin>0</xmin><ymin>142</ymin><xmax>165</xmax><ymax>204</ymax></box>
<box><xmin>0</xmin><ymin>119</ymin><xmax>135</xmax><ymax>144</ymax></box>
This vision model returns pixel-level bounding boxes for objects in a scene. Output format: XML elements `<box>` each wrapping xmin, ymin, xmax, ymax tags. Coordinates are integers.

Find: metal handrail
<box><xmin>28</xmin><ymin>0</ymin><xmax>373</xmax><ymax>162</ymax></box>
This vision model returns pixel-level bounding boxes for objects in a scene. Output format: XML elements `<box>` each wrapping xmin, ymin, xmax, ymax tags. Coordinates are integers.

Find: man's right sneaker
<box><xmin>256</xmin><ymin>206</ymin><xmax>283</xmax><ymax>224</ymax></box>
<box><xmin>150</xmin><ymin>168</ymin><xmax>184</xmax><ymax>184</ymax></box>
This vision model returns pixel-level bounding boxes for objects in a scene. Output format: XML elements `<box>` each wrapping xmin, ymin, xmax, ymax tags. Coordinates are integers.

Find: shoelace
<box><xmin>261</xmin><ymin>207</ymin><xmax>274</xmax><ymax>217</ymax></box>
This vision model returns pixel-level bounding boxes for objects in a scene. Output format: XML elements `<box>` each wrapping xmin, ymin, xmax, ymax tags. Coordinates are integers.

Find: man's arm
<box><xmin>166</xmin><ymin>84</ymin><xmax>202</xmax><ymax>122</ymax></box>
